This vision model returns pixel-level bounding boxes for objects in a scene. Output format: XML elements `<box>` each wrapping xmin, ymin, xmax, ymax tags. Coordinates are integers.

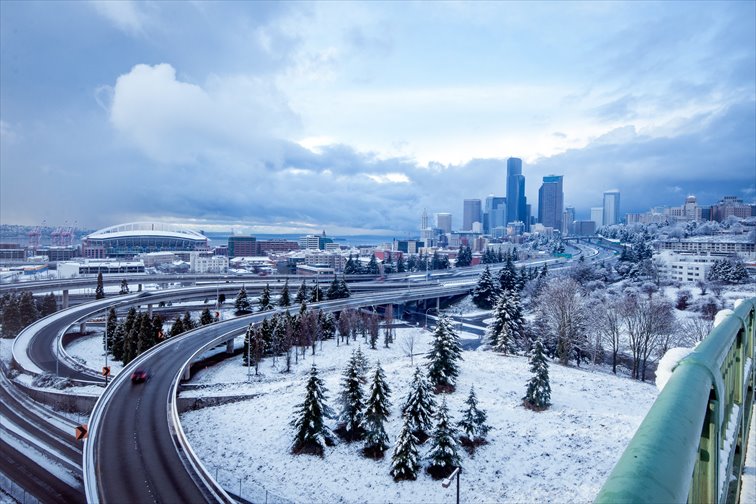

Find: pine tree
<box><xmin>104</xmin><ymin>307</ymin><xmax>118</xmax><ymax>352</ymax></box>
<box><xmin>95</xmin><ymin>272</ymin><xmax>105</xmax><ymax>299</ymax></box>
<box><xmin>426</xmin><ymin>397</ymin><xmax>461</xmax><ymax>479</ymax></box>
<box><xmin>499</xmin><ymin>257</ymin><xmax>518</xmax><ymax>292</ymax></box>
<box><xmin>401</xmin><ymin>367</ymin><xmax>436</xmax><ymax>441</ymax></box>
<box><xmin>472</xmin><ymin>266</ymin><xmax>499</xmax><ymax>309</ymax></box>
<box><xmin>391</xmin><ymin>415</ymin><xmax>421</xmax><ymax>481</ymax></box>
<box><xmin>235</xmin><ymin>286</ymin><xmax>252</xmax><ymax>314</ymax></box>
<box><xmin>338</xmin><ymin>351</ymin><xmax>366</xmax><ymax>441</ymax></box>
<box><xmin>182</xmin><ymin>311</ymin><xmax>195</xmax><ymax>331</ymax></box>
<box><xmin>38</xmin><ymin>293</ymin><xmax>58</xmax><ymax>317</ymax></box>
<box><xmin>136</xmin><ymin>313</ymin><xmax>153</xmax><ymax>355</ymax></box>
<box><xmin>119</xmin><ymin>279</ymin><xmax>129</xmax><ymax>295</ymax></box>
<box><xmin>367</xmin><ymin>254</ymin><xmax>380</xmax><ymax>275</ymax></box>
<box><xmin>278</xmin><ymin>279</ymin><xmax>291</xmax><ymax>307</ymax></box>
<box><xmin>200</xmin><ymin>307</ymin><xmax>214</xmax><ymax>326</ymax></box>
<box><xmin>396</xmin><ymin>255</ymin><xmax>406</xmax><ymax>273</ymax></box>
<box><xmin>295</xmin><ymin>281</ymin><xmax>308</xmax><ymax>304</ymax></box>
<box><xmin>111</xmin><ymin>324</ymin><xmax>125</xmax><ymax>361</ymax></box>
<box><xmin>487</xmin><ymin>290</ymin><xmax>524</xmax><ymax>354</ymax></box>
<box><xmin>18</xmin><ymin>291</ymin><xmax>39</xmax><ymax>329</ymax></box>
<box><xmin>426</xmin><ymin>316</ymin><xmax>463</xmax><ymax>393</ymax></box>
<box><xmin>457</xmin><ymin>386</ymin><xmax>490</xmax><ymax>449</ymax></box>
<box><xmin>291</xmin><ymin>365</ymin><xmax>335</xmax><ymax>456</ymax></box>
<box><xmin>362</xmin><ymin>362</ymin><xmax>392</xmax><ymax>458</ymax></box>
<box><xmin>170</xmin><ymin>315</ymin><xmax>185</xmax><ymax>337</ymax></box>
<box><xmin>1</xmin><ymin>295</ymin><xmax>21</xmax><ymax>338</ymax></box>
<box><xmin>309</xmin><ymin>282</ymin><xmax>324</xmax><ymax>303</ymax></box>
<box><xmin>258</xmin><ymin>284</ymin><xmax>273</xmax><ymax>311</ymax></box>
<box><xmin>523</xmin><ymin>339</ymin><xmax>551</xmax><ymax>411</ymax></box>
<box><xmin>339</xmin><ymin>277</ymin><xmax>351</xmax><ymax>298</ymax></box>
<box><xmin>354</xmin><ymin>346</ymin><xmax>369</xmax><ymax>382</ymax></box>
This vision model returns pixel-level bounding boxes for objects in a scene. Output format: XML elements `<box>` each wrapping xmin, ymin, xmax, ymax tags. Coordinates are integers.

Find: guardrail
<box><xmin>595</xmin><ymin>298</ymin><xmax>755</xmax><ymax>504</ymax></box>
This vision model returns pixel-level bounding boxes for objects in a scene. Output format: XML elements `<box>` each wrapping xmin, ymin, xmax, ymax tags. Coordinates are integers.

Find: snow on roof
<box><xmin>85</xmin><ymin>222</ymin><xmax>208</xmax><ymax>242</ymax></box>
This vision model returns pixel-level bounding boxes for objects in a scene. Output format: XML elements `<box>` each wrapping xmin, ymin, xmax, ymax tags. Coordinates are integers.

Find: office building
<box><xmin>506</xmin><ymin>157</ymin><xmax>528</xmax><ymax>230</ymax></box>
<box><xmin>462</xmin><ymin>199</ymin><xmax>482</xmax><ymax>231</ymax></box>
<box><xmin>603</xmin><ymin>190</ymin><xmax>621</xmax><ymax>226</ymax></box>
<box><xmin>537</xmin><ymin>175</ymin><xmax>564</xmax><ymax>230</ymax></box>
<box><xmin>562</xmin><ymin>206</ymin><xmax>575</xmax><ymax>235</ymax></box>
<box><xmin>436</xmin><ymin>213</ymin><xmax>452</xmax><ymax>234</ymax></box>
<box><xmin>484</xmin><ymin>196</ymin><xmax>506</xmax><ymax>235</ymax></box>
<box><xmin>591</xmin><ymin>207</ymin><xmax>604</xmax><ymax>229</ymax></box>
<box><xmin>710</xmin><ymin>196</ymin><xmax>752</xmax><ymax>222</ymax></box>
<box><xmin>228</xmin><ymin>236</ymin><xmax>257</xmax><ymax>258</ymax></box>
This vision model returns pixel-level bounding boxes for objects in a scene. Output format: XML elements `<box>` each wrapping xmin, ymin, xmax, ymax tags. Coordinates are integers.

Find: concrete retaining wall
<box><xmin>11</xmin><ymin>379</ymin><xmax>98</xmax><ymax>414</ymax></box>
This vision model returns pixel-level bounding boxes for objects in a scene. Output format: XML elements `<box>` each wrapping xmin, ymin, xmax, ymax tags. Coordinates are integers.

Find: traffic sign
<box><xmin>75</xmin><ymin>424</ymin><xmax>88</xmax><ymax>441</ymax></box>
<box><xmin>102</xmin><ymin>366</ymin><xmax>111</xmax><ymax>377</ymax></box>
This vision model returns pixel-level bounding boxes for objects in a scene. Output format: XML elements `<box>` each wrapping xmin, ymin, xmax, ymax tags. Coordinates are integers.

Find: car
<box><xmin>131</xmin><ymin>369</ymin><xmax>148</xmax><ymax>384</ymax></box>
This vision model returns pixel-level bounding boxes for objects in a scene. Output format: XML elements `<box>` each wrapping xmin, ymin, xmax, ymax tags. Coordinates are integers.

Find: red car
<box><xmin>131</xmin><ymin>369</ymin><xmax>148</xmax><ymax>384</ymax></box>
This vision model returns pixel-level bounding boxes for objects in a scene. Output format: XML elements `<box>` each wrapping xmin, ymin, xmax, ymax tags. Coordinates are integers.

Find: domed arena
<box><xmin>81</xmin><ymin>222</ymin><xmax>208</xmax><ymax>258</ymax></box>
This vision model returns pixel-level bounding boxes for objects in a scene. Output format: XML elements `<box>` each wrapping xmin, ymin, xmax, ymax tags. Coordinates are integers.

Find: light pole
<box><xmin>441</xmin><ymin>467</ymin><xmax>461</xmax><ymax>504</ymax></box>
<box><xmin>425</xmin><ymin>307</ymin><xmax>435</xmax><ymax>329</ymax></box>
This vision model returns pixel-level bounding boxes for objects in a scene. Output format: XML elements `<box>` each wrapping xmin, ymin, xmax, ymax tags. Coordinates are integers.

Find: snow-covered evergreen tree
<box><xmin>426</xmin><ymin>316</ymin><xmax>464</xmax><ymax>393</ymax></box>
<box><xmin>95</xmin><ymin>272</ymin><xmax>105</xmax><ymax>299</ymax></box>
<box><xmin>337</xmin><ymin>351</ymin><xmax>366</xmax><ymax>441</ymax></box>
<box><xmin>199</xmin><ymin>307</ymin><xmax>214</xmax><ymax>326</ymax></box>
<box><xmin>258</xmin><ymin>284</ymin><xmax>273</xmax><ymax>311</ymax></box>
<box><xmin>104</xmin><ymin>307</ymin><xmax>118</xmax><ymax>353</ymax></box>
<box><xmin>119</xmin><ymin>278</ymin><xmax>130</xmax><ymax>295</ymax></box>
<box><xmin>426</xmin><ymin>397</ymin><xmax>461</xmax><ymax>479</ymax></box>
<box><xmin>169</xmin><ymin>315</ymin><xmax>185</xmax><ymax>337</ymax></box>
<box><xmin>457</xmin><ymin>386</ymin><xmax>490</xmax><ymax>448</ymax></box>
<box><xmin>471</xmin><ymin>266</ymin><xmax>499</xmax><ymax>309</ymax></box>
<box><xmin>487</xmin><ymin>290</ymin><xmax>524</xmax><ymax>354</ymax></box>
<box><xmin>294</xmin><ymin>281</ymin><xmax>308</xmax><ymax>305</ymax></box>
<box><xmin>499</xmin><ymin>257</ymin><xmax>518</xmax><ymax>292</ymax></box>
<box><xmin>290</xmin><ymin>365</ymin><xmax>335</xmax><ymax>456</ymax></box>
<box><xmin>523</xmin><ymin>339</ymin><xmax>551</xmax><ymax>411</ymax></box>
<box><xmin>362</xmin><ymin>361</ymin><xmax>392</xmax><ymax>458</ymax></box>
<box><xmin>309</xmin><ymin>282</ymin><xmax>324</xmax><ymax>303</ymax></box>
<box><xmin>234</xmin><ymin>286</ymin><xmax>252</xmax><ymax>314</ymax></box>
<box><xmin>279</xmin><ymin>280</ymin><xmax>291</xmax><ymax>307</ymax></box>
<box><xmin>401</xmin><ymin>367</ymin><xmax>436</xmax><ymax>441</ymax></box>
<box><xmin>390</xmin><ymin>415</ymin><xmax>421</xmax><ymax>481</ymax></box>
<box><xmin>354</xmin><ymin>345</ymin><xmax>369</xmax><ymax>382</ymax></box>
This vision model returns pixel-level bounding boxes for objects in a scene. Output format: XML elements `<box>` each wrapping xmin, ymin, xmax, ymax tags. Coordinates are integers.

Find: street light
<box><xmin>425</xmin><ymin>307</ymin><xmax>435</xmax><ymax>329</ymax></box>
<box><xmin>441</xmin><ymin>467</ymin><xmax>461</xmax><ymax>504</ymax></box>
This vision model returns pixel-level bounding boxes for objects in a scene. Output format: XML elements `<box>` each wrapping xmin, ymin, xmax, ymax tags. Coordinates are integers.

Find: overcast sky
<box><xmin>1</xmin><ymin>1</ymin><xmax>754</xmax><ymax>236</ymax></box>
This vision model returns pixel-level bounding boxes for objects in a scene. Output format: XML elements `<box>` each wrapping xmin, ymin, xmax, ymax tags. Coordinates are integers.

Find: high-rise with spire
<box><xmin>506</xmin><ymin>157</ymin><xmax>528</xmax><ymax>231</ymax></box>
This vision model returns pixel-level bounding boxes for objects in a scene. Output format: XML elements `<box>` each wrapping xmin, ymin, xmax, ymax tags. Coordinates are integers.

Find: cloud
<box><xmin>90</xmin><ymin>0</ymin><xmax>148</xmax><ymax>35</ymax></box>
<box><xmin>109</xmin><ymin>63</ymin><xmax>300</xmax><ymax>164</ymax></box>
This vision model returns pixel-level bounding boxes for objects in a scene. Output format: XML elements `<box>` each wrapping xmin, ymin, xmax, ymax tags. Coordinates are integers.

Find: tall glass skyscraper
<box><xmin>506</xmin><ymin>157</ymin><xmax>528</xmax><ymax>231</ymax></box>
<box><xmin>462</xmin><ymin>199</ymin><xmax>482</xmax><ymax>231</ymax></box>
<box><xmin>603</xmin><ymin>190</ymin><xmax>621</xmax><ymax>226</ymax></box>
<box><xmin>484</xmin><ymin>195</ymin><xmax>506</xmax><ymax>235</ymax></box>
<box><xmin>537</xmin><ymin>175</ymin><xmax>564</xmax><ymax>230</ymax></box>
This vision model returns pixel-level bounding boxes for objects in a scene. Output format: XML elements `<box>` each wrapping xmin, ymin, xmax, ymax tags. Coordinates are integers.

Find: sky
<box><xmin>1</xmin><ymin>1</ymin><xmax>754</xmax><ymax>236</ymax></box>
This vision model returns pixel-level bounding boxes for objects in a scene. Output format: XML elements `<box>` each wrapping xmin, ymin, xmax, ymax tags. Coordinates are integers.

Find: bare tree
<box><xmin>400</xmin><ymin>331</ymin><xmax>417</xmax><ymax>365</ymax></box>
<box><xmin>536</xmin><ymin>277</ymin><xmax>588</xmax><ymax>366</ymax></box>
<box><xmin>621</xmin><ymin>292</ymin><xmax>675</xmax><ymax>381</ymax></box>
<box><xmin>383</xmin><ymin>305</ymin><xmax>395</xmax><ymax>348</ymax></box>
<box><xmin>590</xmin><ymin>295</ymin><xmax>624</xmax><ymax>374</ymax></box>
<box><xmin>677</xmin><ymin>316</ymin><xmax>714</xmax><ymax>347</ymax></box>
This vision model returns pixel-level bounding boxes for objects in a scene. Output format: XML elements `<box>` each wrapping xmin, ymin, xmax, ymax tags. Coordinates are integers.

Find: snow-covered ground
<box><xmin>181</xmin><ymin>326</ymin><xmax>658</xmax><ymax>503</ymax></box>
<box><xmin>66</xmin><ymin>333</ymin><xmax>123</xmax><ymax>378</ymax></box>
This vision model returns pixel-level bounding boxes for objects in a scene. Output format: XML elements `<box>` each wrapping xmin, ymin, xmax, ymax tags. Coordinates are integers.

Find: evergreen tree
<box><xmin>426</xmin><ymin>316</ymin><xmax>464</xmax><ymax>393</ymax></box>
<box><xmin>354</xmin><ymin>345</ymin><xmax>370</xmax><ymax>382</ymax></box>
<box><xmin>169</xmin><ymin>315</ymin><xmax>185</xmax><ymax>337</ymax></box>
<box><xmin>18</xmin><ymin>291</ymin><xmax>39</xmax><ymax>329</ymax></box>
<box><xmin>279</xmin><ymin>279</ymin><xmax>292</xmax><ymax>307</ymax></box>
<box><xmin>136</xmin><ymin>313</ymin><xmax>153</xmax><ymax>354</ymax></box>
<box><xmin>499</xmin><ymin>257</ymin><xmax>518</xmax><ymax>292</ymax></box>
<box><xmin>487</xmin><ymin>290</ymin><xmax>524</xmax><ymax>354</ymax></box>
<box><xmin>199</xmin><ymin>307</ymin><xmax>214</xmax><ymax>326</ymax></box>
<box><xmin>338</xmin><ymin>351</ymin><xmax>366</xmax><ymax>441</ymax></box>
<box><xmin>471</xmin><ymin>266</ymin><xmax>499</xmax><ymax>309</ymax></box>
<box><xmin>234</xmin><ymin>286</ymin><xmax>252</xmax><ymax>314</ymax></box>
<box><xmin>182</xmin><ymin>311</ymin><xmax>196</xmax><ymax>331</ymax></box>
<box><xmin>457</xmin><ymin>386</ymin><xmax>490</xmax><ymax>448</ymax></box>
<box><xmin>362</xmin><ymin>362</ymin><xmax>392</xmax><ymax>458</ymax></box>
<box><xmin>401</xmin><ymin>367</ymin><xmax>436</xmax><ymax>441</ymax></box>
<box><xmin>294</xmin><ymin>281</ymin><xmax>308</xmax><ymax>304</ymax></box>
<box><xmin>367</xmin><ymin>254</ymin><xmax>380</xmax><ymax>275</ymax></box>
<box><xmin>105</xmin><ymin>307</ymin><xmax>118</xmax><ymax>352</ymax></box>
<box><xmin>339</xmin><ymin>277</ymin><xmax>351</xmax><ymax>298</ymax></box>
<box><xmin>1</xmin><ymin>295</ymin><xmax>21</xmax><ymax>338</ymax></box>
<box><xmin>111</xmin><ymin>324</ymin><xmax>125</xmax><ymax>361</ymax></box>
<box><xmin>391</xmin><ymin>414</ymin><xmax>421</xmax><ymax>481</ymax></box>
<box><xmin>396</xmin><ymin>255</ymin><xmax>406</xmax><ymax>273</ymax></box>
<box><xmin>426</xmin><ymin>398</ymin><xmax>461</xmax><ymax>479</ymax></box>
<box><xmin>123</xmin><ymin>312</ymin><xmax>140</xmax><ymax>365</ymax></box>
<box><xmin>258</xmin><ymin>284</ymin><xmax>274</xmax><ymax>311</ymax></box>
<box><xmin>309</xmin><ymin>282</ymin><xmax>324</xmax><ymax>303</ymax></box>
<box><xmin>151</xmin><ymin>314</ymin><xmax>165</xmax><ymax>342</ymax></box>
<box><xmin>344</xmin><ymin>254</ymin><xmax>360</xmax><ymax>275</ymax></box>
<box><xmin>523</xmin><ymin>339</ymin><xmax>551</xmax><ymax>411</ymax></box>
<box><xmin>95</xmin><ymin>272</ymin><xmax>105</xmax><ymax>299</ymax></box>
<box><xmin>38</xmin><ymin>293</ymin><xmax>58</xmax><ymax>317</ymax></box>
<box><xmin>119</xmin><ymin>279</ymin><xmax>129</xmax><ymax>295</ymax></box>
<box><xmin>321</xmin><ymin>312</ymin><xmax>336</xmax><ymax>340</ymax></box>
<box><xmin>290</xmin><ymin>365</ymin><xmax>335</xmax><ymax>456</ymax></box>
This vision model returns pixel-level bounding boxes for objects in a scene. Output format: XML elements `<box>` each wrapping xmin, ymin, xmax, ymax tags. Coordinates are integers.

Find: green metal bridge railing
<box><xmin>595</xmin><ymin>298</ymin><xmax>755</xmax><ymax>504</ymax></box>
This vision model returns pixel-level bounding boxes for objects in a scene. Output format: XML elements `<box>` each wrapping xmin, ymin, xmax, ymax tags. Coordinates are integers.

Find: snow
<box><xmin>65</xmin><ymin>333</ymin><xmax>123</xmax><ymax>377</ymax></box>
<box><xmin>741</xmin><ymin>404</ymin><xmax>756</xmax><ymax>504</ymax></box>
<box><xmin>655</xmin><ymin>347</ymin><xmax>695</xmax><ymax>391</ymax></box>
<box><xmin>180</xmin><ymin>326</ymin><xmax>658</xmax><ymax>503</ymax></box>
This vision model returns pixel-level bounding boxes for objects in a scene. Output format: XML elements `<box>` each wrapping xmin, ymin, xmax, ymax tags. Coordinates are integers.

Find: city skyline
<box><xmin>1</xmin><ymin>1</ymin><xmax>754</xmax><ymax>235</ymax></box>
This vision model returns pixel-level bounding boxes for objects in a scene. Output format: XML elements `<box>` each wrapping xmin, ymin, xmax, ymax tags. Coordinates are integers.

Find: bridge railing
<box><xmin>595</xmin><ymin>297</ymin><xmax>755</xmax><ymax>504</ymax></box>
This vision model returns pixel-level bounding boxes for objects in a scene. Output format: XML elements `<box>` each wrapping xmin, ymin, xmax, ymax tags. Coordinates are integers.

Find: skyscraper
<box><xmin>537</xmin><ymin>175</ymin><xmax>564</xmax><ymax>230</ymax></box>
<box><xmin>484</xmin><ymin>196</ymin><xmax>506</xmax><ymax>235</ymax></box>
<box><xmin>603</xmin><ymin>190</ymin><xmax>621</xmax><ymax>226</ymax></box>
<box><xmin>462</xmin><ymin>199</ymin><xmax>482</xmax><ymax>231</ymax></box>
<box><xmin>563</xmin><ymin>206</ymin><xmax>575</xmax><ymax>235</ymax></box>
<box><xmin>436</xmin><ymin>213</ymin><xmax>452</xmax><ymax>234</ymax></box>
<box><xmin>591</xmin><ymin>207</ymin><xmax>604</xmax><ymax>228</ymax></box>
<box><xmin>506</xmin><ymin>157</ymin><xmax>528</xmax><ymax>231</ymax></box>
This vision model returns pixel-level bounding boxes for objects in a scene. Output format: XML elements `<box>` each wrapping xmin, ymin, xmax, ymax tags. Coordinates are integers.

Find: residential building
<box><xmin>710</xmin><ymin>196</ymin><xmax>752</xmax><ymax>222</ymax></box>
<box><xmin>228</xmin><ymin>236</ymin><xmax>257</xmax><ymax>257</ymax></box>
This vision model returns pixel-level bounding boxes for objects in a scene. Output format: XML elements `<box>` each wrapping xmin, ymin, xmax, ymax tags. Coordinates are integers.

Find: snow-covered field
<box><xmin>65</xmin><ymin>332</ymin><xmax>123</xmax><ymax>377</ymax></box>
<box><xmin>181</xmin><ymin>326</ymin><xmax>658</xmax><ymax>503</ymax></box>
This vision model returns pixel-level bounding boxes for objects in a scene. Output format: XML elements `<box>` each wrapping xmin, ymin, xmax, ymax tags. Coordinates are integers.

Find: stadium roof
<box><xmin>85</xmin><ymin>222</ymin><xmax>208</xmax><ymax>242</ymax></box>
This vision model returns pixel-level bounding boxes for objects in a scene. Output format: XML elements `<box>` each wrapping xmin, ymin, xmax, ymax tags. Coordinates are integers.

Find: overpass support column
<box><xmin>437</xmin><ymin>297</ymin><xmax>440</xmax><ymax>312</ymax></box>
<box><xmin>62</xmin><ymin>289</ymin><xmax>69</xmax><ymax>309</ymax></box>
<box><xmin>226</xmin><ymin>339</ymin><xmax>234</xmax><ymax>354</ymax></box>
<box><xmin>138</xmin><ymin>283</ymin><xmax>143</xmax><ymax>292</ymax></box>
<box><xmin>79</xmin><ymin>322</ymin><xmax>86</xmax><ymax>334</ymax></box>
<box><xmin>183</xmin><ymin>366</ymin><xmax>191</xmax><ymax>381</ymax></box>
<box><xmin>147</xmin><ymin>304</ymin><xmax>153</xmax><ymax>317</ymax></box>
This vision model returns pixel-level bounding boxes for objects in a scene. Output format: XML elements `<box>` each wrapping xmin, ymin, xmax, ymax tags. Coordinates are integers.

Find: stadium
<box><xmin>81</xmin><ymin>222</ymin><xmax>208</xmax><ymax>258</ymax></box>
